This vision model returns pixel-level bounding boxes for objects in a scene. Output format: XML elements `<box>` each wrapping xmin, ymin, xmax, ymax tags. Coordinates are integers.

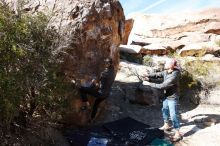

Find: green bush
<box><xmin>142</xmin><ymin>55</ymin><xmax>153</xmax><ymax>66</ymax></box>
<box><xmin>0</xmin><ymin>3</ymin><xmax>69</xmax><ymax>128</ymax></box>
<box><xmin>185</xmin><ymin>60</ymin><xmax>211</xmax><ymax>76</ymax></box>
<box><xmin>180</xmin><ymin>71</ymin><xmax>202</xmax><ymax>90</ymax></box>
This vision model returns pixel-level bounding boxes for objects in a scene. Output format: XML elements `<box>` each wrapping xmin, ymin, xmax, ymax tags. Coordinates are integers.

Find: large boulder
<box><xmin>8</xmin><ymin>0</ymin><xmax>125</xmax><ymax>79</ymax></box>
<box><xmin>116</xmin><ymin>60</ymin><xmax>163</xmax><ymax>106</ymax></box>
<box><xmin>142</xmin><ymin>44</ymin><xmax>173</xmax><ymax>55</ymax></box>
<box><xmin>119</xmin><ymin>44</ymin><xmax>142</xmax><ymax>54</ymax></box>
<box><xmin>176</xmin><ymin>32</ymin><xmax>211</xmax><ymax>44</ymax></box>
<box><xmin>58</xmin><ymin>0</ymin><xmax>125</xmax><ymax>79</ymax></box>
<box><xmin>8</xmin><ymin>0</ymin><xmax>125</xmax><ymax>125</ymax></box>
<box><xmin>178</xmin><ymin>42</ymin><xmax>220</xmax><ymax>57</ymax></box>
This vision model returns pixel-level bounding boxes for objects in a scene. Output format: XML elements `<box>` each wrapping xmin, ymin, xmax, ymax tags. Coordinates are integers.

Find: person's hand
<box><xmin>91</xmin><ymin>76</ymin><xmax>98</xmax><ymax>84</ymax></box>
<box><xmin>95</xmin><ymin>82</ymin><xmax>99</xmax><ymax>88</ymax></box>
<box><xmin>71</xmin><ymin>79</ymin><xmax>80</xmax><ymax>88</ymax></box>
<box><xmin>71</xmin><ymin>79</ymin><xmax>76</xmax><ymax>84</ymax></box>
<box><xmin>91</xmin><ymin>79</ymin><xmax>96</xmax><ymax>83</ymax></box>
<box><xmin>91</xmin><ymin>78</ymin><xmax>99</xmax><ymax>88</ymax></box>
<box><xmin>143</xmin><ymin>81</ymin><xmax>150</xmax><ymax>86</ymax></box>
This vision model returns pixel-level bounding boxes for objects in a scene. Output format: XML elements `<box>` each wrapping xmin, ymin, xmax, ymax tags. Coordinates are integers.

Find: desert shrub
<box><xmin>0</xmin><ymin>2</ymin><xmax>70</xmax><ymax>129</ymax></box>
<box><xmin>179</xmin><ymin>58</ymin><xmax>220</xmax><ymax>104</ymax></box>
<box><xmin>185</xmin><ymin>60</ymin><xmax>212</xmax><ymax>77</ymax></box>
<box><xmin>180</xmin><ymin>70</ymin><xmax>202</xmax><ymax>90</ymax></box>
<box><xmin>142</xmin><ymin>55</ymin><xmax>153</xmax><ymax>66</ymax></box>
<box><xmin>195</xmin><ymin>47</ymin><xmax>206</xmax><ymax>57</ymax></box>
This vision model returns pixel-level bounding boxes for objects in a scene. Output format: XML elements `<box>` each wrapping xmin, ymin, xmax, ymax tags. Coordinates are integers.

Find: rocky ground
<box><xmin>95</xmin><ymin>85</ymin><xmax>220</xmax><ymax>146</ymax></box>
<box><xmin>177</xmin><ymin>104</ymin><xmax>220</xmax><ymax>146</ymax></box>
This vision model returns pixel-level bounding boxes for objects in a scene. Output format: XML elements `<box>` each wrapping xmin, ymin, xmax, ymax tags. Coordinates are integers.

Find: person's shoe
<box><xmin>159</xmin><ymin>124</ymin><xmax>172</xmax><ymax>131</ymax></box>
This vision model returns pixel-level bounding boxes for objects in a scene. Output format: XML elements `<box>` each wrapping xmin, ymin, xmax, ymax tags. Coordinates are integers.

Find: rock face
<box><xmin>58</xmin><ymin>0</ymin><xmax>125</xmax><ymax>79</ymax></box>
<box><xmin>142</xmin><ymin>44</ymin><xmax>171</xmax><ymax>56</ymax></box>
<box><xmin>126</xmin><ymin>8</ymin><xmax>220</xmax><ymax>56</ymax></box>
<box><xmin>122</xmin><ymin>19</ymin><xmax>134</xmax><ymax>44</ymax></box>
<box><xmin>178</xmin><ymin>42</ymin><xmax>220</xmax><ymax>57</ymax></box>
<box><xmin>9</xmin><ymin>0</ymin><xmax>125</xmax><ymax>79</ymax></box>
<box><xmin>115</xmin><ymin>60</ymin><xmax>163</xmax><ymax>106</ymax></box>
<box><xmin>119</xmin><ymin>44</ymin><xmax>142</xmax><ymax>54</ymax></box>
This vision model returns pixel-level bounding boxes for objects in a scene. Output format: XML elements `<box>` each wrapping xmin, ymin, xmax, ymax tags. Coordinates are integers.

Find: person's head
<box><xmin>164</xmin><ymin>58</ymin><xmax>177</xmax><ymax>70</ymax></box>
<box><xmin>104</xmin><ymin>57</ymin><xmax>113</xmax><ymax>68</ymax></box>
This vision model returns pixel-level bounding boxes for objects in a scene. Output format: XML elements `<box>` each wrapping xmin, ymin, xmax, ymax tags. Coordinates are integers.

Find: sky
<box><xmin>119</xmin><ymin>0</ymin><xmax>220</xmax><ymax>16</ymax></box>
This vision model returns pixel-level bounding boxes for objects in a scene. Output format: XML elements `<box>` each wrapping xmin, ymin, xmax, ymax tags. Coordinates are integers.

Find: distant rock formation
<box><xmin>123</xmin><ymin>8</ymin><xmax>220</xmax><ymax>56</ymax></box>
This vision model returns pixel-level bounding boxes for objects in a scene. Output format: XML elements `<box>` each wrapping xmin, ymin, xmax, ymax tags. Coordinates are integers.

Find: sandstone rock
<box><xmin>127</xmin><ymin>8</ymin><xmax>220</xmax><ymax>56</ymax></box>
<box><xmin>210</xmin><ymin>35</ymin><xmax>220</xmax><ymax>48</ymax></box>
<box><xmin>58</xmin><ymin>0</ymin><xmax>125</xmax><ymax>79</ymax></box>
<box><xmin>116</xmin><ymin>60</ymin><xmax>163</xmax><ymax>106</ymax></box>
<box><xmin>127</xmin><ymin>84</ymin><xmax>161</xmax><ymax>106</ymax></box>
<box><xmin>205</xmin><ymin>22</ymin><xmax>220</xmax><ymax>35</ymax></box>
<box><xmin>119</xmin><ymin>44</ymin><xmax>142</xmax><ymax>54</ymax></box>
<box><xmin>129</xmin><ymin>38</ymin><xmax>184</xmax><ymax>51</ymax></box>
<box><xmin>176</xmin><ymin>32</ymin><xmax>211</xmax><ymax>44</ymax></box>
<box><xmin>206</xmin><ymin>87</ymin><xmax>220</xmax><ymax>105</ymax></box>
<box><xmin>122</xmin><ymin>19</ymin><xmax>134</xmax><ymax>44</ymax></box>
<box><xmin>130</xmin><ymin>37</ymin><xmax>174</xmax><ymax>45</ymax></box>
<box><xmin>7</xmin><ymin>0</ymin><xmax>125</xmax><ymax>125</ymax></box>
<box><xmin>202</xmin><ymin>54</ymin><xmax>220</xmax><ymax>61</ymax></box>
<box><xmin>117</xmin><ymin>60</ymin><xmax>154</xmax><ymax>82</ymax></box>
<box><xmin>178</xmin><ymin>42</ymin><xmax>220</xmax><ymax>57</ymax></box>
<box><xmin>142</xmin><ymin>44</ymin><xmax>172</xmax><ymax>55</ymax></box>
<box><xmin>8</xmin><ymin>0</ymin><xmax>125</xmax><ymax>79</ymax></box>
<box><xmin>130</xmin><ymin>41</ymin><xmax>150</xmax><ymax>46</ymax></box>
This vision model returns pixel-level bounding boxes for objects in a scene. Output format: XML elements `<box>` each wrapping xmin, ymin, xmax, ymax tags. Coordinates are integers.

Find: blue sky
<box><xmin>119</xmin><ymin>0</ymin><xmax>220</xmax><ymax>16</ymax></box>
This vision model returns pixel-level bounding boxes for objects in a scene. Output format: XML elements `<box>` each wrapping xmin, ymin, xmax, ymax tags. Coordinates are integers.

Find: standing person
<box><xmin>78</xmin><ymin>58</ymin><xmax>115</xmax><ymax>121</ymax></box>
<box><xmin>142</xmin><ymin>58</ymin><xmax>182</xmax><ymax>142</ymax></box>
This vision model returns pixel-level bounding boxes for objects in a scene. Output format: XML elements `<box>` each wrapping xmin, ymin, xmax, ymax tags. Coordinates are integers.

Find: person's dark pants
<box><xmin>80</xmin><ymin>86</ymin><xmax>106</xmax><ymax>120</ymax></box>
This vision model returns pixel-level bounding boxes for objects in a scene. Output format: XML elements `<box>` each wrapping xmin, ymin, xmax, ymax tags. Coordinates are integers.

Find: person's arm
<box><xmin>100</xmin><ymin>69</ymin><xmax>109</xmax><ymax>80</ymax></box>
<box><xmin>99</xmin><ymin>69</ymin><xmax>108</xmax><ymax>88</ymax></box>
<box><xmin>148</xmin><ymin>71</ymin><xmax>179</xmax><ymax>89</ymax></box>
<box><xmin>141</xmin><ymin>71</ymin><xmax>164</xmax><ymax>81</ymax></box>
<box><xmin>148</xmin><ymin>71</ymin><xmax>164</xmax><ymax>78</ymax></box>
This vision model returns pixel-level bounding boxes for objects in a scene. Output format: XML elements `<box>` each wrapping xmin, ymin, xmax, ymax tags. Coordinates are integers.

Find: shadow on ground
<box><xmin>180</xmin><ymin>114</ymin><xmax>220</xmax><ymax>137</ymax></box>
